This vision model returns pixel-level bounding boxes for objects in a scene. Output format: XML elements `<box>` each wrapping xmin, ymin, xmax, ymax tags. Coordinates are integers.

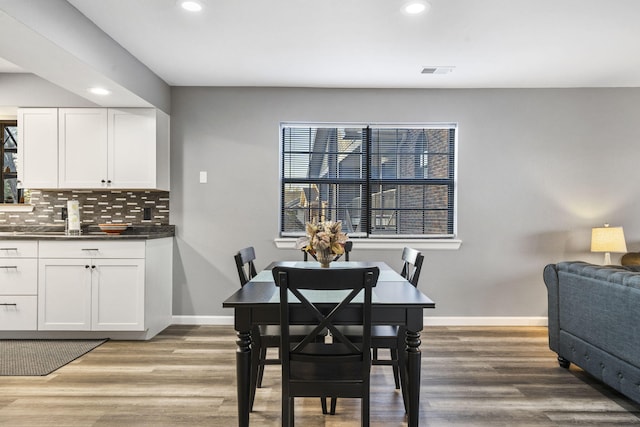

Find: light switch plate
<box><xmin>199</xmin><ymin>171</ymin><xmax>207</xmax><ymax>183</ymax></box>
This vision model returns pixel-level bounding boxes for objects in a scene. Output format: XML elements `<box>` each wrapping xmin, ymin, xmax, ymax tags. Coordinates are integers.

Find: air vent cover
<box><xmin>421</xmin><ymin>66</ymin><xmax>455</xmax><ymax>74</ymax></box>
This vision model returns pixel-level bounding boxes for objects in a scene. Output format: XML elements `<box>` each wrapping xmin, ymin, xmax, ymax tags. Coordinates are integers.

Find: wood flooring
<box><xmin>0</xmin><ymin>325</ymin><xmax>639</xmax><ymax>426</ymax></box>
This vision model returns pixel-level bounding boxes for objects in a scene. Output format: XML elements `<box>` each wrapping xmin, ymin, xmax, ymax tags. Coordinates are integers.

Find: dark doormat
<box><xmin>0</xmin><ymin>339</ymin><xmax>108</xmax><ymax>376</ymax></box>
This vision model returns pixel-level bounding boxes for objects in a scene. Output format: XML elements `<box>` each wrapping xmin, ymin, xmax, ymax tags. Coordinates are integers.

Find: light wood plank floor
<box><xmin>0</xmin><ymin>325</ymin><xmax>639</xmax><ymax>426</ymax></box>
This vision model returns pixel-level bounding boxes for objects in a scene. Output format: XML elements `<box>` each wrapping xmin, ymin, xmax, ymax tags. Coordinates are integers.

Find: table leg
<box><xmin>236</xmin><ymin>329</ymin><xmax>252</xmax><ymax>427</ymax></box>
<box><xmin>406</xmin><ymin>329</ymin><xmax>421</xmax><ymax>427</ymax></box>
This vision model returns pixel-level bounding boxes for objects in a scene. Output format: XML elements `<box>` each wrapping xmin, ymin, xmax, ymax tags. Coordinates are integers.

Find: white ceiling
<box><xmin>6</xmin><ymin>0</ymin><xmax>640</xmax><ymax>89</ymax></box>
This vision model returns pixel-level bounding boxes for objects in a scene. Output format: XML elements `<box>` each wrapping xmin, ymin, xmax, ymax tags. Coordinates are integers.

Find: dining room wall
<box><xmin>170</xmin><ymin>86</ymin><xmax>640</xmax><ymax>323</ymax></box>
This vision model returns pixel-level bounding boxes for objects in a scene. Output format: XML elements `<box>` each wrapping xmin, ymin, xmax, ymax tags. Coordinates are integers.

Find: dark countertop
<box><xmin>0</xmin><ymin>225</ymin><xmax>175</xmax><ymax>240</ymax></box>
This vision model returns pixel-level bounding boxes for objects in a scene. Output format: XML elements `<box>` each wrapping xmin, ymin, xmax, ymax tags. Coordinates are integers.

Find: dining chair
<box><xmin>234</xmin><ymin>246</ymin><xmax>275</xmax><ymax>409</ymax></box>
<box><xmin>370</xmin><ymin>247</ymin><xmax>424</xmax><ymax>389</ymax></box>
<box><xmin>272</xmin><ymin>265</ymin><xmax>379</xmax><ymax>426</ymax></box>
<box><xmin>234</xmin><ymin>247</ymin><xmax>327</xmax><ymax>412</ymax></box>
<box><xmin>302</xmin><ymin>240</ymin><xmax>353</xmax><ymax>262</ymax></box>
<box><xmin>334</xmin><ymin>246</ymin><xmax>424</xmax><ymax>406</ymax></box>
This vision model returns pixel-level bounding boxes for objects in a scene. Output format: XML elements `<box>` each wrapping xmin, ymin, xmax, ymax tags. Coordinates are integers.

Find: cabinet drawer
<box><xmin>0</xmin><ymin>296</ymin><xmax>37</xmax><ymax>330</ymax></box>
<box><xmin>39</xmin><ymin>241</ymin><xmax>145</xmax><ymax>259</ymax></box>
<box><xmin>0</xmin><ymin>241</ymin><xmax>38</xmax><ymax>258</ymax></box>
<box><xmin>0</xmin><ymin>259</ymin><xmax>38</xmax><ymax>295</ymax></box>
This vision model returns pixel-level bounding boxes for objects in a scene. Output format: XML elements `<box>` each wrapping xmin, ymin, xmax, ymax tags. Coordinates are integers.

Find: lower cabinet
<box><xmin>0</xmin><ymin>241</ymin><xmax>38</xmax><ymax>331</ymax></box>
<box><xmin>0</xmin><ymin>238</ymin><xmax>172</xmax><ymax>340</ymax></box>
<box><xmin>38</xmin><ymin>258</ymin><xmax>144</xmax><ymax>331</ymax></box>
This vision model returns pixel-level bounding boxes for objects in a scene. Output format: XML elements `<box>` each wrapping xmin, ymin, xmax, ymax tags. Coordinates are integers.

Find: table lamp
<box><xmin>591</xmin><ymin>224</ymin><xmax>627</xmax><ymax>265</ymax></box>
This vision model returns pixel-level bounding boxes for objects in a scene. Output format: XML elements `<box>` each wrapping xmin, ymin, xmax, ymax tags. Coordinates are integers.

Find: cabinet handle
<box><xmin>0</xmin><ymin>303</ymin><xmax>17</xmax><ymax>306</ymax></box>
<box><xmin>0</xmin><ymin>266</ymin><xmax>18</xmax><ymax>269</ymax></box>
<box><xmin>91</xmin><ymin>265</ymin><xmax>96</xmax><ymax>269</ymax></box>
<box><xmin>82</xmin><ymin>249</ymin><xmax>100</xmax><ymax>252</ymax></box>
<box><xmin>101</xmin><ymin>179</ymin><xmax>106</xmax><ymax>184</ymax></box>
<box><xmin>107</xmin><ymin>180</ymin><xmax>112</xmax><ymax>184</ymax></box>
<box><xmin>0</xmin><ymin>248</ymin><xmax>18</xmax><ymax>251</ymax></box>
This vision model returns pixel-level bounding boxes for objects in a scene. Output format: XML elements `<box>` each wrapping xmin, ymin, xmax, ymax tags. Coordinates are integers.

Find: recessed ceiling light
<box><xmin>180</xmin><ymin>1</ymin><xmax>203</xmax><ymax>12</ymax></box>
<box><xmin>88</xmin><ymin>87</ymin><xmax>110</xmax><ymax>96</ymax></box>
<box><xmin>403</xmin><ymin>1</ymin><xmax>430</xmax><ymax>15</ymax></box>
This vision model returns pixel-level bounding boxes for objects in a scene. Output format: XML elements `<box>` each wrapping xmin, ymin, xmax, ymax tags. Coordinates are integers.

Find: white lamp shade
<box><xmin>591</xmin><ymin>226</ymin><xmax>628</xmax><ymax>253</ymax></box>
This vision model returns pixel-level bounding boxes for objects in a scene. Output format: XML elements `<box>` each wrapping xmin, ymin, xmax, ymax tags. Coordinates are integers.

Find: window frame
<box><xmin>278</xmin><ymin>122</ymin><xmax>459</xmax><ymax>245</ymax></box>
<box><xmin>1</xmin><ymin>120</ymin><xmax>19</xmax><ymax>203</ymax></box>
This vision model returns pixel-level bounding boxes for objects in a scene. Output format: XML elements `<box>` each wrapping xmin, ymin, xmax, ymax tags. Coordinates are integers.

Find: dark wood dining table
<box><xmin>222</xmin><ymin>261</ymin><xmax>436</xmax><ymax>427</ymax></box>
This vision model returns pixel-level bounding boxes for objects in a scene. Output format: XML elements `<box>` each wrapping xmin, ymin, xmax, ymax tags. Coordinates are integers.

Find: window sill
<box><xmin>0</xmin><ymin>204</ymin><xmax>35</xmax><ymax>213</ymax></box>
<box><xmin>274</xmin><ymin>237</ymin><xmax>462</xmax><ymax>251</ymax></box>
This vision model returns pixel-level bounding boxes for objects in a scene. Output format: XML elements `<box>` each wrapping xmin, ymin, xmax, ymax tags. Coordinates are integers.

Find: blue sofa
<box><xmin>543</xmin><ymin>261</ymin><xmax>640</xmax><ymax>404</ymax></box>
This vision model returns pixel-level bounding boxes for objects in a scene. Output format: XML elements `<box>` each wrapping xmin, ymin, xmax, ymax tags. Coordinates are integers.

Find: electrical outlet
<box><xmin>61</xmin><ymin>207</ymin><xmax>68</xmax><ymax>220</ymax></box>
<box><xmin>143</xmin><ymin>207</ymin><xmax>152</xmax><ymax>221</ymax></box>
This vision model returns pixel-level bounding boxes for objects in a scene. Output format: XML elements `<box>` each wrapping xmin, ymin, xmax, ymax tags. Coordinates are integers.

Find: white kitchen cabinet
<box><xmin>17</xmin><ymin>108</ymin><xmax>58</xmax><ymax>188</ymax></box>
<box><xmin>0</xmin><ymin>237</ymin><xmax>171</xmax><ymax>340</ymax></box>
<box><xmin>108</xmin><ymin>108</ymin><xmax>169</xmax><ymax>190</ymax></box>
<box><xmin>58</xmin><ymin>108</ymin><xmax>109</xmax><ymax>188</ymax></box>
<box><xmin>19</xmin><ymin>107</ymin><xmax>169</xmax><ymax>190</ymax></box>
<box><xmin>38</xmin><ymin>259</ymin><xmax>92</xmax><ymax>330</ymax></box>
<box><xmin>58</xmin><ymin>108</ymin><xmax>169</xmax><ymax>190</ymax></box>
<box><xmin>0</xmin><ymin>241</ymin><xmax>38</xmax><ymax>331</ymax></box>
<box><xmin>38</xmin><ymin>241</ymin><xmax>145</xmax><ymax>332</ymax></box>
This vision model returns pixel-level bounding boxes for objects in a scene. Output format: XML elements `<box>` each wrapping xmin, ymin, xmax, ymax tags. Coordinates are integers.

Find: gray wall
<box><xmin>170</xmin><ymin>86</ymin><xmax>640</xmax><ymax>319</ymax></box>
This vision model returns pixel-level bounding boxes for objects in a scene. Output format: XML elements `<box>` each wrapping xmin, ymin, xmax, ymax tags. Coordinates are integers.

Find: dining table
<box><xmin>222</xmin><ymin>260</ymin><xmax>436</xmax><ymax>427</ymax></box>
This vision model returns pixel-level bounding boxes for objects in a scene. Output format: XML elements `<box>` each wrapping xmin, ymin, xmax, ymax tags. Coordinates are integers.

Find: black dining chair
<box><xmin>370</xmin><ymin>247</ymin><xmax>424</xmax><ymax>389</ymax></box>
<box><xmin>234</xmin><ymin>246</ymin><xmax>275</xmax><ymax>409</ymax></box>
<box><xmin>234</xmin><ymin>247</ymin><xmax>327</xmax><ymax>412</ymax></box>
<box><xmin>302</xmin><ymin>240</ymin><xmax>353</xmax><ymax>261</ymax></box>
<box><xmin>331</xmin><ymin>246</ymin><xmax>424</xmax><ymax>414</ymax></box>
<box><xmin>272</xmin><ymin>265</ymin><xmax>379</xmax><ymax>426</ymax></box>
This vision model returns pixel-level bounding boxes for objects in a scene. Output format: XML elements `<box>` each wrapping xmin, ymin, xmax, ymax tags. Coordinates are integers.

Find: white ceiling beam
<box><xmin>0</xmin><ymin>0</ymin><xmax>170</xmax><ymax>113</ymax></box>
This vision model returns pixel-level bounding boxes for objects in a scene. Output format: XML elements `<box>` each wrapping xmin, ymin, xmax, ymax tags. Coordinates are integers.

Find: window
<box><xmin>1</xmin><ymin>121</ymin><xmax>19</xmax><ymax>203</ymax></box>
<box><xmin>280</xmin><ymin>123</ymin><xmax>457</xmax><ymax>239</ymax></box>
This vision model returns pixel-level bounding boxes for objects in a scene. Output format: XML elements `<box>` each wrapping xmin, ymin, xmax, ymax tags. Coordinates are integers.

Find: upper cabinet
<box><xmin>18</xmin><ymin>108</ymin><xmax>170</xmax><ymax>191</ymax></box>
<box><xmin>17</xmin><ymin>108</ymin><xmax>59</xmax><ymax>189</ymax></box>
<box><xmin>59</xmin><ymin>108</ymin><xmax>108</xmax><ymax>188</ymax></box>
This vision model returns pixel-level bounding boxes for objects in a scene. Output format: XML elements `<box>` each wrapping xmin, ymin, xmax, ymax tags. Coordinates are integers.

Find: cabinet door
<box><xmin>38</xmin><ymin>259</ymin><xmax>92</xmax><ymax>330</ymax></box>
<box><xmin>108</xmin><ymin>108</ymin><xmax>157</xmax><ymax>189</ymax></box>
<box><xmin>17</xmin><ymin>108</ymin><xmax>58</xmax><ymax>188</ymax></box>
<box><xmin>92</xmin><ymin>259</ymin><xmax>145</xmax><ymax>331</ymax></box>
<box><xmin>59</xmin><ymin>108</ymin><xmax>108</xmax><ymax>188</ymax></box>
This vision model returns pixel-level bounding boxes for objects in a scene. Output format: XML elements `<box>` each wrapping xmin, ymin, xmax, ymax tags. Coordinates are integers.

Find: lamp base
<box><xmin>603</xmin><ymin>252</ymin><xmax>612</xmax><ymax>265</ymax></box>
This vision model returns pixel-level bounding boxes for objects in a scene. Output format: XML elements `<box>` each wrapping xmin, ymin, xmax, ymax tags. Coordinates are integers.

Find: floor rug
<box><xmin>0</xmin><ymin>339</ymin><xmax>107</xmax><ymax>376</ymax></box>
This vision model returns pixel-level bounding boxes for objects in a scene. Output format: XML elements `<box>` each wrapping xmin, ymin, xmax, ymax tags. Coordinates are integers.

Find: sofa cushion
<box><xmin>557</xmin><ymin>261</ymin><xmax>640</xmax><ymax>291</ymax></box>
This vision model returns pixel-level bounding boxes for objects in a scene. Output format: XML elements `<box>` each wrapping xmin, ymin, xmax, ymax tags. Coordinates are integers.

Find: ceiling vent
<box><xmin>421</xmin><ymin>66</ymin><xmax>455</xmax><ymax>75</ymax></box>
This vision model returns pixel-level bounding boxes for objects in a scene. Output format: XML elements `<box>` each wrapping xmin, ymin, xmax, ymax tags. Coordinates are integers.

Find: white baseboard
<box><xmin>424</xmin><ymin>316</ymin><xmax>547</xmax><ymax>326</ymax></box>
<box><xmin>172</xmin><ymin>315</ymin><xmax>547</xmax><ymax>327</ymax></box>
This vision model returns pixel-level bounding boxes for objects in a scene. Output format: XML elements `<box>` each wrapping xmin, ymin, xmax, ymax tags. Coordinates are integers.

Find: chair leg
<box><xmin>330</xmin><ymin>397</ymin><xmax>337</xmax><ymax>415</ymax></box>
<box><xmin>289</xmin><ymin>397</ymin><xmax>295</xmax><ymax>426</ymax></box>
<box><xmin>321</xmin><ymin>397</ymin><xmax>328</xmax><ymax>414</ymax></box>
<box><xmin>391</xmin><ymin>348</ymin><xmax>401</xmax><ymax>389</ymax></box>
<box><xmin>256</xmin><ymin>347</ymin><xmax>267</xmax><ymax>388</ymax></box>
<box><xmin>283</xmin><ymin>396</ymin><xmax>293</xmax><ymax>427</ymax></box>
<box><xmin>361</xmin><ymin>394</ymin><xmax>370</xmax><ymax>427</ymax></box>
<box><xmin>250</xmin><ymin>344</ymin><xmax>260</xmax><ymax>411</ymax></box>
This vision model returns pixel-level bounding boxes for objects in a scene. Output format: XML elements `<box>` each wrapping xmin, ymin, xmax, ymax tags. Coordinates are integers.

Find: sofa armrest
<box><xmin>543</xmin><ymin>263</ymin><xmax>560</xmax><ymax>353</ymax></box>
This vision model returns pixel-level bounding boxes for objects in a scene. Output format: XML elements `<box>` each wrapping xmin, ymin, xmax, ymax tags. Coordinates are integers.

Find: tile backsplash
<box><xmin>0</xmin><ymin>190</ymin><xmax>170</xmax><ymax>226</ymax></box>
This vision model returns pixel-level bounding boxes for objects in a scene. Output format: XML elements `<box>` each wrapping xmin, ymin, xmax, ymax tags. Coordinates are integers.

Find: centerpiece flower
<box><xmin>296</xmin><ymin>220</ymin><xmax>349</xmax><ymax>267</ymax></box>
